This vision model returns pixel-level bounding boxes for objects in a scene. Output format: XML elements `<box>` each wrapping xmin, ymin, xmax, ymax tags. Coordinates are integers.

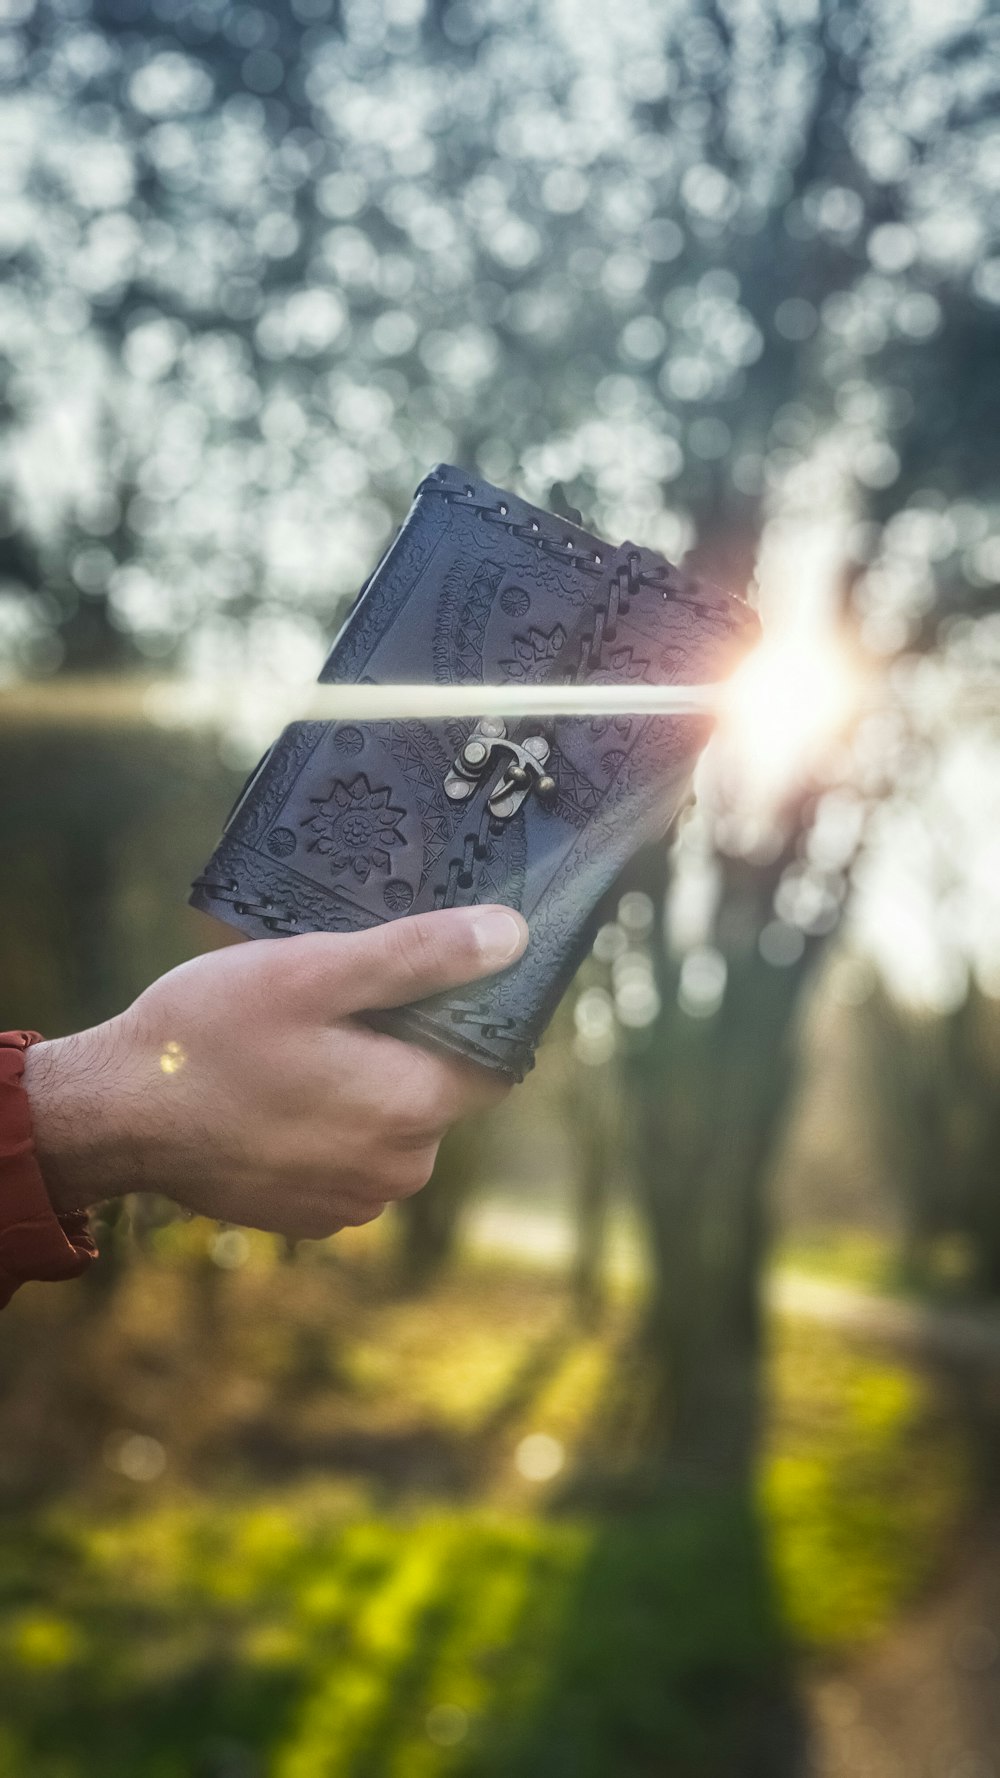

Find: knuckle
<box><xmin>389</xmin><ymin>914</ymin><xmax>442</xmax><ymax>987</ymax></box>
<box><xmin>383</xmin><ymin>1147</ymin><xmax>438</xmax><ymax>1200</ymax></box>
<box><xmin>384</xmin><ymin>1087</ymin><xmax>427</xmax><ymax>1139</ymax></box>
<box><xmin>386</xmin><ymin>1055</ymin><xmax>455</xmax><ymax>1137</ymax></box>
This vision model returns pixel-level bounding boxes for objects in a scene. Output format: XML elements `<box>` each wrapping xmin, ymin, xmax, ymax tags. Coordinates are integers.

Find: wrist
<box><xmin>22</xmin><ymin>1023</ymin><xmax>137</xmax><ymax>1217</ymax></box>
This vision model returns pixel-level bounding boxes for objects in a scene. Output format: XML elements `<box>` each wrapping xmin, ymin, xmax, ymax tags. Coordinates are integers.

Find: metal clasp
<box><xmin>444</xmin><ymin>718</ymin><xmax>557</xmax><ymax>820</ymax></box>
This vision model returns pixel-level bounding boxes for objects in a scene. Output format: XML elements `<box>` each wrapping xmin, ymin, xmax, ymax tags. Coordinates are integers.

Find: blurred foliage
<box><xmin>859</xmin><ymin>979</ymin><xmax>1000</xmax><ymax>1298</ymax></box>
<box><xmin>3</xmin><ymin>2</ymin><xmax>1000</xmax><ymax>1768</ymax></box>
<box><xmin>775</xmin><ymin>1228</ymin><xmax>902</xmax><ymax>1296</ymax></box>
<box><xmin>3</xmin><ymin>0</ymin><xmax>998</xmax><ymax>1327</ymax></box>
<box><xmin>1</xmin><ymin>0</ymin><xmax>997</xmax><ymax>681</ymax></box>
<box><xmin>0</xmin><ymin>717</ymin><xmax>242</xmax><ymax>1032</ymax></box>
<box><xmin>0</xmin><ymin>1239</ymin><xmax>968</xmax><ymax>1778</ymax></box>
<box><xmin>394</xmin><ymin>1120</ymin><xmax>483</xmax><ymax>1293</ymax></box>
<box><xmin>0</xmin><ymin>1503</ymin><xmax>788</xmax><ymax>1778</ymax></box>
<box><xmin>763</xmin><ymin>1319</ymin><xmax>967</xmax><ymax>1645</ymax></box>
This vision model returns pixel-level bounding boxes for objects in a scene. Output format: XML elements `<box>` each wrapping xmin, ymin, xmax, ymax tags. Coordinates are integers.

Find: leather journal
<box><xmin>191</xmin><ymin>466</ymin><xmax>760</xmax><ymax>1080</ymax></box>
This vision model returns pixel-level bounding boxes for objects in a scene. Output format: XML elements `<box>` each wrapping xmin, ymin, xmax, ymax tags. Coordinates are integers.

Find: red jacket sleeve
<box><xmin>0</xmin><ymin>1031</ymin><xmax>97</xmax><ymax>1309</ymax></box>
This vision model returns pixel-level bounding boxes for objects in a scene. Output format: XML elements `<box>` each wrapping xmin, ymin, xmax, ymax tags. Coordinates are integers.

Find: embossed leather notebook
<box><xmin>191</xmin><ymin>467</ymin><xmax>759</xmax><ymax>1079</ymax></box>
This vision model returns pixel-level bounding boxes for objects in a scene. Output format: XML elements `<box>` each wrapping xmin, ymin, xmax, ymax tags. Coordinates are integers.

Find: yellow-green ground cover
<box><xmin>0</xmin><ymin>1233</ymin><xmax>969</xmax><ymax>1778</ymax></box>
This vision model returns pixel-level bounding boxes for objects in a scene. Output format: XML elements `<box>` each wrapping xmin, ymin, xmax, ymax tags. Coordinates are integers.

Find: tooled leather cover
<box><xmin>190</xmin><ymin>466</ymin><xmax>760</xmax><ymax>1079</ymax></box>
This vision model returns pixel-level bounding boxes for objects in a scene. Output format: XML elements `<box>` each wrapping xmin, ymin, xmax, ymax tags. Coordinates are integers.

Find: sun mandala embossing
<box><xmin>500</xmin><ymin>584</ymin><xmax>530</xmax><ymax>618</ymax></box>
<box><xmin>383</xmin><ymin>879</ymin><xmax>414</xmax><ymax>912</ymax></box>
<box><xmin>334</xmin><ymin>726</ymin><xmax>365</xmax><ymax>755</ymax></box>
<box><xmin>266</xmin><ymin>826</ymin><xmax>297</xmax><ymax>858</ymax></box>
<box><xmin>301</xmin><ymin>776</ymin><xmax>406</xmax><ymax>883</ymax></box>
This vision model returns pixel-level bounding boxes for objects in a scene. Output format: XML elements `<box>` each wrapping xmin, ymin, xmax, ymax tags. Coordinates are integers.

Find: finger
<box><xmin>378</xmin><ymin>1146</ymin><xmax>439</xmax><ymax>1200</ymax></box>
<box><xmin>333</xmin><ymin>1033</ymin><xmax>511</xmax><ymax>1140</ymax></box>
<box><xmin>437</xmin><ymin>1053</ymin><xmax>512</xmax><ymax>1118</ymax></box>
<box><xmin>281</xmin><ymin>906</ymin><xmax>528</xmax><ymax>1019</ymax></box>
<box><xmin>334</xmin><ymin>1200</ymin><xmax>389</xmax><ymax>1228</ymax></box>
<box><xmin>393</xmin><ymin>1055</ymin><xmax>510</xmax><ymax>1131</ymax></box>
<box><xmin>293</xmin><ymin>1198</ymin><xmax>388</xmax><ymax>1240</ymax></box>
<box><xmin>315</xmin><ymin>1146</ymin><xmax>439</xmax><ymax>1202</ymax></box>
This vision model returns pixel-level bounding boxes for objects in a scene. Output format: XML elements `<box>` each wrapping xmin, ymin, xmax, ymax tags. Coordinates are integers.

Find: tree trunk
<box><xmin>626</xmin><ymin>842</ymin><xmax>825</xmax><ymax>1482</ymax></box>
<box><xmin>565</xmin><ymin>1055</ymin><xmax>622</xmax><ymax>1328</ymax></box>
<box><xmin>394</xmin><ymin>1118</ymin><xmax>481</xmax><ymax>1291</ymax></box>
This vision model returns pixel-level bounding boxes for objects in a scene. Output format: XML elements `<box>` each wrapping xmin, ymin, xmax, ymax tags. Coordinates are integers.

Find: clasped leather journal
<box><xmin>191</xmin><ymin>466</ymin><xmax>760</xmax><ymax>1079</ymax></box>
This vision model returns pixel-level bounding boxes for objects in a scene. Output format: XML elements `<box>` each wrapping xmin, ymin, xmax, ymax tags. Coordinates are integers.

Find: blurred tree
<box><xmin>1</xmin><ymin>0</ymin><xmax>996</xmax><ymax>687</ymax></box>
<box><xmin>1</xmin><ymin>0</ymin><xmax>998</xmax><ymax>1488</ymax></box>
<box><xmin>861</xmin><ymin>981</ymin><xmax>1000</xmax><ymax>1300</ymax></box>
<box><xmin>0</xmin><ymin>716</ymin><xmax>240</xmax><ymax>1033</ymax></box>
<box><xmin>394</xmin><ymin>1118</ymin><xmax>480</xmax><ymax>1290</ymax></box>
<box><xmin>564</xmin><ymin>1051</ymin><xmax>619</xmax><ymax>1330</ymax></box>
<box><xmin>619</xmin><ymin>822</ymin><xmax>828</xmax><ymax>1479</ymax></box>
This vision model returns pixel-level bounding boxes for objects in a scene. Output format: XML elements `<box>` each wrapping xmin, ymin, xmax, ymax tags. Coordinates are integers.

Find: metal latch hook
<box><xmin>444</xmin><ymin>718</ymin><xmax>557</xmax><ymax>820</ymax></box>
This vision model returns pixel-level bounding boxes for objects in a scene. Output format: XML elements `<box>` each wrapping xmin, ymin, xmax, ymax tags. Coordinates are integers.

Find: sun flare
<box><xmin>717</xmin><ymin>634</ymin><xmax>860</xmax><ymax>798</ymax></box>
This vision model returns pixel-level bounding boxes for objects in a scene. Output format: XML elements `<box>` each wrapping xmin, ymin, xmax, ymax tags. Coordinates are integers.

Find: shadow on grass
<box><xmin>477</xmin><ymin>1501</ymin><xmax>806</xmax><ymax>1778</ymax></box>
<box><xmin>229</xmin><ymin>1321</ymin><xmax>578</xmax><ymax>1502</ymax></box>
<box><xmin>0</xmin><ymin>1485</ymin><xmax>807</xmax><ymax>1778</ymax></box>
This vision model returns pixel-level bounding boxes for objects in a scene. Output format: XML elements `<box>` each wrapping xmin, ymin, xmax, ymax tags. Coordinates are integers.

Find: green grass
<box><xmin>774</xmin><ymin>1228</ymin><xmax>901</xmax><ymax>1295</ymax></box>
<box><xmin>0</xmin><ymin>1496</ymin><xmax>788</xmax><ymax>1778</ymax></box>
<box><xmin>763</xmin><ymin>1322</ymin><xmax>966</xmax><ymax>1644</ymax></box>
<box><xmin>0</xmin><ymin>1242</ymin><xmax>972</xmax><ymax>1778</ymax></box>
<box><xmin>774</xmin><ymin>1224</ymin><xmax>987</xmax><ymax>1304</ymax></box>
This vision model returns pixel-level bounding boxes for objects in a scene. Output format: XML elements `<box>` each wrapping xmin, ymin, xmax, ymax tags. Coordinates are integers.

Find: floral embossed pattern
<box><xmin>301</xmin><ymin>776</ymin><xmax>406</xmax><ymax>882</ymax></box>
<box><xmin>500</xmin><ymin>624</ymin><xmax>566</xmax><ymax>681</ymax></box>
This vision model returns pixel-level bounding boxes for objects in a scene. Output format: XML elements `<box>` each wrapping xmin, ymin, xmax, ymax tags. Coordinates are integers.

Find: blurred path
<box><xmin>466</xmin><ymin>1202</ymin><xmax>1000</xmax><ymax>1370</ymax></box>
<box><xmin>771</xmin><ymin>1274</ymin><xmax>1000</xmax><ymax>1370</ymax></box>
<box><xmin>808</xmin><ymin>1517</ymin><xmax>1000</xmax><ymax>1778</ymax></box>
<box><xmin>467</xmin><ymin>1204</ymin><xmax>1000</xmax><ymax>1775</ymax></box>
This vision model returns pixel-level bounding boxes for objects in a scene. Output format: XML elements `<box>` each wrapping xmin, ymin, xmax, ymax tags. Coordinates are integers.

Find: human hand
<box><xmin>23</xmin><ymin>906</ymin><xmax>527</xmax><ymax>1241</ymax></box>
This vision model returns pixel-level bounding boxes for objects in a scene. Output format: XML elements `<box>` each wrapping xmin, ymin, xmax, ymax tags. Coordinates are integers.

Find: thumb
<box><xmin>292</xmin><ymin>906</ymin><xmax>529</xmax><ymax>1017</ymax></box>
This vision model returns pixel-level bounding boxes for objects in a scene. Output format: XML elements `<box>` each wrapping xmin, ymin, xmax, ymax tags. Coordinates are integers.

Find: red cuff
<box><xmin>0</xmin><ymin>1031</ymin><xmax>97</xmax><ymax>1309</ymax></box>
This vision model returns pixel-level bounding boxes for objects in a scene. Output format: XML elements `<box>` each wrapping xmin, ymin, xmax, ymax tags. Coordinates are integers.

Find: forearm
<box><xmin>22</xmin><ymin>1022</ymin><xmax>142</xmax><ymax>1216</ymax></box>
